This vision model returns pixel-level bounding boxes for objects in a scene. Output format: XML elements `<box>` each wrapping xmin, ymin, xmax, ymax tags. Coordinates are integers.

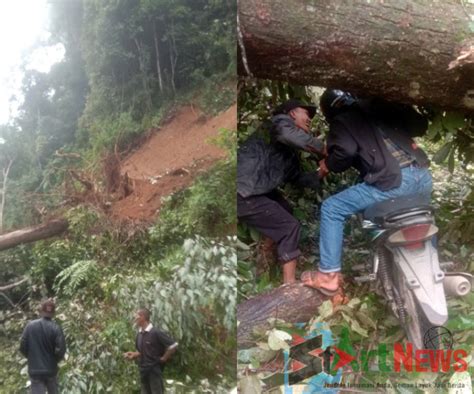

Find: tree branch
<box><xmin>0</xmin><ymin>277</ymin><xmax>28</xmax><ymax>292</ymax></box>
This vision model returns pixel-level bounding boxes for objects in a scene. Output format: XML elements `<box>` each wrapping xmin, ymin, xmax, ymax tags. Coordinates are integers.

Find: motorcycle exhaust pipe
<box><xmin>443</xmin><ymin>274</ymin><xmax>472</xmax><ymax>297</ymax></box>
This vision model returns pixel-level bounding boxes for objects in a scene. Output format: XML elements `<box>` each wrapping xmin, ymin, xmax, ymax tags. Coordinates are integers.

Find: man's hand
<box><xmin>318</xmin><ymin>159</ymin><xmax>330</xmax><ymax>178</ymax></box>
<box><xmin>123</xmin><ymin>351</ymin><xmax>140</xmax><ymax>360</ymax></box>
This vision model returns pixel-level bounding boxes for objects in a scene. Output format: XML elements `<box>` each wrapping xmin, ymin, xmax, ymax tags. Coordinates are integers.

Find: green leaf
<box><xmin>350</xmin><ymin>318</ymin><xmax>369</xmax><ymax>337</ymax></box>
<box><xmin>442</xmin><ymin>112</ymin><xmax>466</xmax><ymax>131</ymax></box>
<box><xmin>249</xmin><ymin>228</ymin><xmax>261</xmax><ymax>243</ymax></box>
<box><xmin>427</xmin><ymin>114</ymin><xmax>443</xmax><ymax>139</ymax></box>
<box><xmin>316</xmin><ymin>300</ymin><xmax>334</xmax><ymax>321</ymax></box>
<box><xmin>432</xmin><ymin>142</ymin><xmax>452</xmax><ymax>164</ymax></box>
<box><xmin>267</xmin><ymin>328</ymin><xmax>292</xmax><ymax>350</ymax></box>
<box><xmin>447</xmin><ymin>315</ymin><xmax>474</xmax><ymax>330</ymax></box>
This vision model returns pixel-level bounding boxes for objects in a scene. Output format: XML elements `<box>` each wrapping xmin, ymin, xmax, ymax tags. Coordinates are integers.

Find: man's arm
<box><xmin>324</xmin><ymin>120</ymin><xmax>357</xmax><ymax>174</ymax></box>
<box><xmin>124</xmin><ymin>333</ymin><xmax>141</xmax><ymax>360</ymax></box>
<box><xmin>160</xmin><ymin>343</ymin><xmax>178</xmax><ymax>363</ymax></box>
<box><xmin>124</xmin><ymin>351</ymin><xmax>140</xmax><ymax>360</ymax></box>
<box><xmin>272</xmin><ymin>115</ymin><xmax>325</xmax><ymax>155</ymax></box>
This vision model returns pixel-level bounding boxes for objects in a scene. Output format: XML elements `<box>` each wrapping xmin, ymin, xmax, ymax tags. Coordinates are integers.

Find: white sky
<box><xmin>0</xmin><ymin>1</ymin><xmax>65</xmax><ymax>124</ymax></box>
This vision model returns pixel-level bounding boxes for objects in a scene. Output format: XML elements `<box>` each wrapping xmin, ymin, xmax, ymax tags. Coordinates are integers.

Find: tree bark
<box><xmin>168</xmin><ymin>19</ymin><xmax>178</xmax><ymax>96</ymax></box>
<box><xmin>238</xmin><ymin>0</ymin><xmax>474</xmax><ymax>113</ymax></box>
<box><xmin>0</xmin><ymin>158</ymin><xmax>14</xmax><ymax>233</ymax></box>
<box><xmin>134</xmin><ymin>37</ymin><xmax>153</xmax><ymax>110</ymax></box>
<box><xmin>0</xmin><ymin>219</ymin><xmax>68</xmax><ymax>251</ymax></box>
<box><xmin>153</xmin><ymin>22</ymin><xmax>164</xmax><ymax>94</ymax></box>
<box><xmin>237</xmin><ymin>283</ymin><xmax>328</xmax><ymax>349</ymax></box>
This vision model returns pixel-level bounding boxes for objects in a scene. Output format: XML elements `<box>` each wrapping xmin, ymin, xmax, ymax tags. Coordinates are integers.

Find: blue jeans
<box><xmin>318</xmin><ymin>166</ymin><xmax>432</xmax><ymax>272</ymax></box>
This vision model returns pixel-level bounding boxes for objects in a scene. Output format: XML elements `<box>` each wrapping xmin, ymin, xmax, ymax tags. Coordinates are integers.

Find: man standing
<box><xmin>302</xmin><ymin>90</ymin><xmax>432</xmax><ymax>294</ymax></box>
<box><xmin>237</xmin><ymin>99</ymin><xmax>325</xmax><ymax>284</ymax></box>
<box><xmin>20</xmin><ymin>299</ymin><xmax>66</xmax><ymax>394</ymax></box>
<box><xmin>124</xmin><ymin>308</ymin><xmax>178</xmax><ymax>394</ymax></box>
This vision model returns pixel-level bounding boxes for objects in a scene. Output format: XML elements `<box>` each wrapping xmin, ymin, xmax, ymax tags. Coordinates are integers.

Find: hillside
<box><xmin>111</xmin><ymin>104</ymin><xmax>236</xmax><ymax>221</ymax></box>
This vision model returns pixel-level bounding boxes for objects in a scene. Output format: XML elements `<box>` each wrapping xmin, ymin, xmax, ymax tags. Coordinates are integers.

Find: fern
<box><xmin>53</xmin><ymin>260</ymin><xmax>98</xmax><ymax>296</ymax></box>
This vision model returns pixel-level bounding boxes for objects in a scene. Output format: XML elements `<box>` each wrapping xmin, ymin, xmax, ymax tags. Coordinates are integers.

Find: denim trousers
<box><xmin>318</xmin><ymin>166</ymin><xmax>432</xmax><ymax>272</ymax></box>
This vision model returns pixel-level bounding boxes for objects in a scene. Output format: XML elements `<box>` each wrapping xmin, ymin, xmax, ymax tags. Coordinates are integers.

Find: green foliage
<box><xmin>82</xmin><ymin>110</ymin><xmax>142</xmax><ymax>161</ymax></box>
<box><xmin>427</xmin><ymin>111</ymin><xmax>473</xmax><ymax>172</ymax></box>
<box><xmin>200</xmin><ymin>76</ymin><xmax>236</xmax><ymax>115</ymax></box>
<box><xmin>54</xmin><ymin>260</ymin><xmax>99</xmax><ymax>297</ymax></box>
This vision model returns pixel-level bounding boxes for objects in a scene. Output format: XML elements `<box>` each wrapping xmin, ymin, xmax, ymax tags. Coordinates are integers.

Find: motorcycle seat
<box><xmin>363</xmin><ymin>195</ymin><xmax>433</xmax><ymax>225</ymax></box>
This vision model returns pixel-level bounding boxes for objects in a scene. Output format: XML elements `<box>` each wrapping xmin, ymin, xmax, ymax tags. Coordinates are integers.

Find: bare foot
<box><xmin>300</xmin><ymin>270</ymin><xmax>340</xmax><ymax>295</ymax></box>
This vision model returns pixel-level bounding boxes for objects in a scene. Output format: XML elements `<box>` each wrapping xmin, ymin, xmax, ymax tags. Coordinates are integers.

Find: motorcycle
<box><xmin>352</xmin><ymin>194</ymin><xmax>472</xmax><ymax>350</ymax></box>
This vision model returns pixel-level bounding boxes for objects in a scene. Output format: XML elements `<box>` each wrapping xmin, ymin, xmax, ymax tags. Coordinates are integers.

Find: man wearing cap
<box><xmin>237</xmin><ymin>99</ymin><xmax>325</xmax><ymax>284</ymax></box>
<box><xmin>20</xmin><ymin>299</ymin><xmax>66</xmax><ymax>394</ymax></box>
<box><xmin>124</xmin><ymin>308</ymin><xmax>178</xmax><ymax>394</ymax></box>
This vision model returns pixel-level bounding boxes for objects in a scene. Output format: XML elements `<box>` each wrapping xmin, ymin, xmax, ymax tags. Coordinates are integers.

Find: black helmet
<box><xmin>320</xmin><ymin>89</ymin><xmax>356</xmax><ymax>119</ymax></box>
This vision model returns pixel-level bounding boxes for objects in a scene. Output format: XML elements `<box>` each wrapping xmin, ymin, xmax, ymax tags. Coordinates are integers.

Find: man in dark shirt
<box><xmin>237</xmin><ymin>99</ymin><xmax>325</xmax><ymax>284</ymax></box>
<box><xmin>302</xmin><ymin>90</ymin><xmax>432</xmax><ymax>294</ymax></box>
<box><xmin>124</xmin><ymin>308</ymin><xmax>178</xmax><ymax>394</ymax></box>
<box><xmin>20</xmin><ymin>299</ymin><xmax>66</xmax><ymax>394</ymax></box>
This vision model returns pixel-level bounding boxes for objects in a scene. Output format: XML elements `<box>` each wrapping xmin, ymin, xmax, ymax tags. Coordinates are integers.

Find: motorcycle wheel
<box><xmin>393</xmin><ymin>264</ymin><xmax>439</xmax><ymax>350</ymax></box>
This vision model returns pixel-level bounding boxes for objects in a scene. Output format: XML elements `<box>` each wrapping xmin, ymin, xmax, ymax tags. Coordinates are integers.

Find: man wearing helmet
<box><xmin>302</xmin><ymin>90</ymin><xmax>431</xmax><ymax>294</ymax></box>
<box><xmin>237</xmin><ymin>99</ymin><xmax>326</xmax><ymax>284</ymax></box>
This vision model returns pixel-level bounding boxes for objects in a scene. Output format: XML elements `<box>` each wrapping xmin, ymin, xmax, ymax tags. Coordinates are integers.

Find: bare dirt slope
<box><xmin>111</xmin><ymin>104</ymin><xmax>236</xmax><ymax>221</ymax></box>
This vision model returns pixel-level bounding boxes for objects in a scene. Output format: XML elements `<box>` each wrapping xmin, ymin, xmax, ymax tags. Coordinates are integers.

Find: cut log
<box><xmin>238</xmin><ymin>0</ymin><xmax>474</xmax><ymax>113</ymax></box>
<box><xmin>0</xmin><ymin>219</ymin><xmax>68</xmax><ymax>251</ymax></box>
<box><xmin>237</xmin><ymin>282</ymin><xmax>328</xmax><ymax>349</ymax></box>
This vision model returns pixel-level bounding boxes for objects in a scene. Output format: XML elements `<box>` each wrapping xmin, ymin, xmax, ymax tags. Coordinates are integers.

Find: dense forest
<box><xmin>0</xmin><ymin>0</ymin><xmax>236</xmax><ymax>392</ymax></box>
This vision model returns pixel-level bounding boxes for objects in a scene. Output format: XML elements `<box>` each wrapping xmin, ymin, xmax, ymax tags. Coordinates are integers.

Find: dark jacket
<box><xmin>325</xmin><ymin>99</ymin><xmax>429</xmax><ymax>191</ymax></box>
<box><xmin>237</xmin><ymin>114</ymin><xmax>325</xmax><ymax>198</ymax></box>
<box><xmin>136</xmin><ymin>327</ymin><xmax>176</xmax><ymax>373</ymax></box>
<box><xmin>20</xmin><ymin>317</ymin><xmax>66</xmax><ymax>377</ymax></box>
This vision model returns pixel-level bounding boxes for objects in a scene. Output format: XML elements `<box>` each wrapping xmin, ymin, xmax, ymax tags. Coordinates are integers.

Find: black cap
<box><xmin>273</xmin><ymin>99</ymin><xmax>317</xmax><ymax>119</ymax></box>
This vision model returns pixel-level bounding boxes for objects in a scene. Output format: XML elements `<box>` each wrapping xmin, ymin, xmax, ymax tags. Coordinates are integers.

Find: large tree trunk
<box><xmin>134</xmin><ymin>37</ymin><xmax>153</xmax><ymax>111</ymax></box>
<box><xmin>153</xmin><ymin>22</ymin><xmax>164</xmax><ymax>94</ymax></box>
<box><xmin>0</xmin><ymin>219</ymin><xmax>68</xmax><ymax>251</ymax></box>
<box><xmin>237</xmin><ymin>283</ymin><xmax>328</xmax><ymax>349</ymax></box>
<box><xmin>0</xmin><ymin>158</ymin><xmax>14</xmax><ymax>233</ymax></box>
<box><xmin>238</xmin><ymin>0</ymin><xmax>474</xmax><ymax>113</ymax></box>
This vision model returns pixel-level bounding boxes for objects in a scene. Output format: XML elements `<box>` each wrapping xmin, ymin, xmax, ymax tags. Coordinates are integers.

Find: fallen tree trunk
<box><xmin>237</xmin><ymin>282</ymin><xmax>328</xmax><ymax>349</ymax></box>
<box><xmin>0</xmin><ymin>219</ymin><xmax>68</xmax><ymax>251</ymax></box>
<box><xmin>238</xmin><ymin>0</ymin><xmax>474</xmax><ymax>113</ymax></box>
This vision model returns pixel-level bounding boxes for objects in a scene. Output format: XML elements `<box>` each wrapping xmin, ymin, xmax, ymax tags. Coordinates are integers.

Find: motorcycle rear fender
<box><xmin>390</xmin><ymin>241</ymin><xmax>448</xmax><ymax>326</ymax></box>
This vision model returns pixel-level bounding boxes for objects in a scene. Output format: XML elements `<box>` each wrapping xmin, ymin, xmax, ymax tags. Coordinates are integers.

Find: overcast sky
<box><xmin>0</xmin><ymin>1</ymin><xmax>64</xmax><ymax>124</ymax></box>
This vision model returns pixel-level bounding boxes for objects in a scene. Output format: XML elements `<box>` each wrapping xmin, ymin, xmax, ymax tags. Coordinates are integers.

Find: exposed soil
<box><xmin>110</xmin><ymin>104</ymin><xmax>236</xmax><ymax>222</ymax></box>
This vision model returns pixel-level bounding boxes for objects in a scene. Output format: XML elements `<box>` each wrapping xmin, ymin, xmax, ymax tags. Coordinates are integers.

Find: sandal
<box><xmin>300</xmin><ymin>270</ymin><xmax>340</xmax><ymax>296</ymax></box>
